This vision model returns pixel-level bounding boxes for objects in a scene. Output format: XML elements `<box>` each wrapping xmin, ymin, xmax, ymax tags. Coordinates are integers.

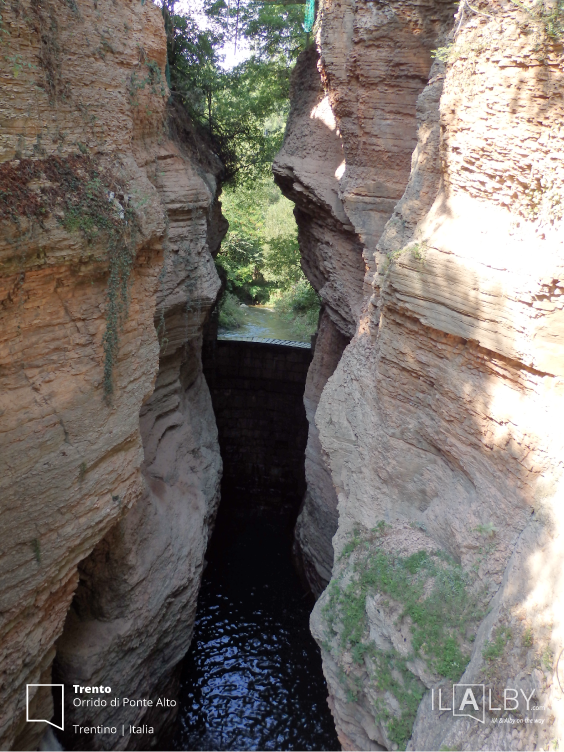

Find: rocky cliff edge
<box><xmin>0</xmin><ymin>1</ymin><xmax>224</xmax><ymax>748</ymax></box>
<box><xmin>275</xmin><ymin>0</ymin><xmax>564</xmax><ymax>749</ymax></box>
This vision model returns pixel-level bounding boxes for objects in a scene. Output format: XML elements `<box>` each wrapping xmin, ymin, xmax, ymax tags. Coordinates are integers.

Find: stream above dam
<box><xmin>218</xmin><ymin>305</ymin><xmax>311</xmax><ymax>344</ymax></box>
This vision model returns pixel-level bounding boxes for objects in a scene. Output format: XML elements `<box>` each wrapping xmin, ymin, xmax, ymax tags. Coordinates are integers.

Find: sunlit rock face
<box><xmin>274</xmin><ymin>47</ymin><xmax>361</xmax><ymax>596</ymax></box>
<box><xmin>281</xmin><ymin>0</ymin><xmax>564</xmax><ymax>748</ymax></box>
<box><xmin>0</xmin><ymin>2</ymin><xmax>223</xmax><ymax>749</ymax></box>
<box><xmin>274</xmin><ymin>47</ymin><xmax>365</xmax><ymax>339</ymax></box>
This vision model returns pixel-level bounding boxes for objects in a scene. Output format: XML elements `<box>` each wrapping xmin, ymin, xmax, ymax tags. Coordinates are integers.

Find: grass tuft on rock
<box><xmin>322</xmin><ymin>526</ymin><xmax>488</xmax><ymax>750</ymax></box>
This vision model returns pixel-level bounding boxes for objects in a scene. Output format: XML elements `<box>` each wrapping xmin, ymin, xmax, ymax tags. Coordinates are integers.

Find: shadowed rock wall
<box><xmin>273</xmin><ymin>48</ymin><xmax>360</xmax><ymax>595</ymax></box>
<box><xmin>54</xmin><ymin>114</ymin><xmax>225</xmax><ymax>749</ymax></box>
<box><xmin>292</xmin><ymin>309</ymin><xmax>350</xmax><ymax>597</ymax></box>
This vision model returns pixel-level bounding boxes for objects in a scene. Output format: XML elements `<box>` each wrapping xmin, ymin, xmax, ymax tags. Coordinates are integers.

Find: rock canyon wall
<box><xmin>273</xmin><ymin>47</ymin><xmax>362</xmax><ymax>595</ymax></box>
<box><xmin>277</xmin><ymin>0</ymin><xmax>564</xmax><ymax>749</ymax></box>
<box><xmin>0</xmin><ymin>1</ymin><xmax>223</xmax><ymax>748</ymax></box>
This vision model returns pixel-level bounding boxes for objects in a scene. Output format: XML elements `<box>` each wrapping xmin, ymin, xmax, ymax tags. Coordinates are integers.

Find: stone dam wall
<box><xmin>203</xmin><ymin>339</ymin><xmax>312</xmax><ymax>519</ymax></box>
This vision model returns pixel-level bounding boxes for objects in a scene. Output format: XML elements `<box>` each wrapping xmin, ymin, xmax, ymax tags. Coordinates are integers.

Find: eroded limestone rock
<box><xmin>281</xmin><ymin>0</ymin><xmax>564</xmax><ymax>748</ymax></box>
<box><xmin>273</xmin><ymin>48</ymin><xmax>360</xmax><ymax>596</ymax></box>
<box><xmin>293</xmin><ymin>310</ymin><xmax>350</xmax><ymax>597</ymax></box>
<box><xmin>0</xmin><ymin>2</ymin><xmax>223</xmax><ymax>748</ymax></box>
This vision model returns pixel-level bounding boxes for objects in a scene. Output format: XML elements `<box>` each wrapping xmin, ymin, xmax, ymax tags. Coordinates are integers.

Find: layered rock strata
<box><xmin>293</xmin><ymin>309</ymin><xmax>349</xmax><ymax>597</ymax></box>
<box><xmin>54</xmin><ymin>117</ymin><xmax>224</xmax><ymax>750</ymax></box>
<box><xmin>273</xmin><ymin>47</ymin><xmax>361</xmax><ymax>595</ymax></box>
<box><xmin>0</xmin><ymin>2</ymin><xmax>223</xmax><ymax>749</ymax></box>
<box><xmin>279</xmin><ymin>0</ymin><xmax>564</xmax><ymax>749</ymax></box>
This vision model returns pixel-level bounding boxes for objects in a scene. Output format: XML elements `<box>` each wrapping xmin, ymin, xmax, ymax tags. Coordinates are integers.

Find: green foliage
<box><xmin>523</xmin><ymin>170</ymin><xmax>564</xmax><ymax>224</ymax></box>
<box><xmin>216</xmin><ymin>178</ymin><xmax>318</xmax><ymax>339</ymax></box>
<box><xmin>196</xmin><ymin>0</ymin><xmax>307</xmax><ymax>70</ymax></box>
<box><xmin>57</xmin><ymin>174</ymin><xmax>138</xmax><ymax>399</ymax></box>
<box><xmin>542</xmin><ymin>0</ymin><xmax>564</xmax><ymax>38</ymax></box>
<box><xmin>261</xmin><ymin>182</ymin><xmax>303</xmax><ymax>288</ymax></box>
<box><xmin>218</xmin><ymin>290</ymin><xmax>247</xmax><ymax>329</ymax></box>
<box><xmin>482</xmin><ymin>626</ymin><xmax>512</xmax><ymax>661</ymax></box>
<box><xmin>0</xmin><ymin>155</ymin><xmax>138</xmax><ymax>399</ymax></box>
<box><xmin>3</xmin><ymin>53</ymin><xmax>36</xmax><ymax>78</ymax></box>
<box><xmin>382</xmin><ymin>241</ymin><xmax>428</xmax><ymax>275</ymax></box>
<box><xmin>78</xmin><ymin>462</ymin><xmax>87</xmax><ymax>482</ymax></box>
<box><xmin>380</xmin><ymin>247</ymin><xmax>406</xmax><ymax>275</ymax></box>
<box><xmin>362</xmin><ymin>647</ymin><xmax>425</xmax><ymax>749</ymax></box>
<box><xmin>128</xmin><ymin>56</ymin><xmax>167</xmax><ymax>106</ymax></box>
<box><xmin>31</xmin><ymin>538</ymin><xmax>41</xmax><ymax>565</ymax></box>
<box><xmin>325</xmin><ymin>594</ymin><xmax>426</xmax><ymax>750</ymax></box>
<box><xmin>100</xmin><ymin>229</ymin><xmax>137</xmax><ymax>399</ymax></box>
<box><xmin>432</xmin><ymin>44</ymin><xmax>455</xmax><ymax>62</ymax></box>
<box><xmin>541</xmin><ymin>644</ymin><xmax>554</xmax><ymax>671</ymax></box>
<box><xmin>510</xmin><ymin>0</ymin><xmax>564</xmax><ymax>39</ymax></box>
<box><xmin>218</xmin><ymin>230</ymin><xmax>268</xmax><ymax>302</ymax></box>
<box><xmin>340</xmin><ymin>529</ymin><xmax>362</xmax><ymax>560</ymax></box>
<box><xmin>432</xmin><ymin>0</ymin><xmax>564</xmax><ymax>66</ymax></box>
<box><xmin>217</xmin><ymin>181</ymin><xmax>269</xmax><ymax>302</ymax></box>
<box><xmin>522</xmin><ymin>626</ymin><xmax>534</xmax><ymax>648</ymax></box>
<box><xmin>323</xmin><ymin>526</ymin><xmax>487</xmax><ymax>749</ymax></box>
<box><xmin>274</xmin><ymin>277</ymin><xmax>319</xmax><ymax>312</ymax></box>
<box><xmin>0</xmin><ymin>0</ymin><xmax>7</xmax><ymax>39</ymax></box>
<box><xmin>430</xmin><ymin>40</ymin><xmax>488</xmax><ymax>64</ymax></box>
<box><xmin>373</xmin><ymin>520</ymin><xmax>391</xmax><ymax>534</ymax></box>
<box><xmin>272</xmin><ymin>280</ymin><xmax>320</xmax><ymax>341</ymax></box>
<box><xmin>335</xmin><ymin>547</ymin><xmax>459</xmax><ymax>657</ymax></box>
<box><xmin>165</xmin><ymin>2</ymin><xmax>319</xmax><ymax>335</ymax></box>
<box><xmin>217</xmin><ymin>178</ymin><xmax>304</xmax><ymax>302</ymax></box>
<box><xmin>474</xmin><ymin>521</ymin><xmax>498</xmax><ymax>538</ymax></box>
<box><xmin>410</xmin><ymin>241</ymin><xmax>427</xmax><ymax>262</ymax></box>
<box><xmin>164</xmin><ymin>1</ymin><xmax>320</xmax><ymax>335</ymax></box>
<box><xmin>164</xmin><ymin>0</ymin><xmax>306</xmax><ymax>184</ymax></box>
<box><xmin>156</xmin><ymin>275</ymin><xmax>169</xmax><ymax>354</ymax></box>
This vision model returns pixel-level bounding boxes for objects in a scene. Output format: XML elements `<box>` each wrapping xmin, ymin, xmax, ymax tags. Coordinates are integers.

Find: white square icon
<box><xmin>26</xmin><ymin>684</ymin><xmax>64</xmax><ymax>730</ymax></box>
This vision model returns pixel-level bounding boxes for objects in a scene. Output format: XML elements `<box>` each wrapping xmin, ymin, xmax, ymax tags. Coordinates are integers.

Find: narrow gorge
<box><xmin>1</xmin><ymin>0</ymin><xmax>564</xmax><ymax>751</ymax></box>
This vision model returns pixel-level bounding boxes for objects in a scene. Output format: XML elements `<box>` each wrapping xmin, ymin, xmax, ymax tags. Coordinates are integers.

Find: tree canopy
<box><xmin>163</xmin><ymin>0</ymin><xmax>308</xmax><ymax>184</ymax></box>
<box><xmin>161</xmin><ymin>0</ymin><xmax>320</xmax><ymax>340</ymax></box>
<box><xmin>218</xmin><ymin>179</ymin><xmax>302</xmax><ymax>302</ymax></box>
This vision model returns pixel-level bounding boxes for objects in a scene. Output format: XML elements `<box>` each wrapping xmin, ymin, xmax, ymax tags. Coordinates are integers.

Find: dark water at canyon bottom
<box><xmin>170</xmin><ymin>503</ymin><xmax>339</xmax><ymax>751</ymax></box>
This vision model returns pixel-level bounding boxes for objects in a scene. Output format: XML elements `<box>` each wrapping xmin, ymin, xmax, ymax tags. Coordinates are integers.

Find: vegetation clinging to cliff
<box><xmin>323</xmin><ymin>526</ymin><xmax>488</xmax><ymax>749</ymax></box>
<box><xmin>432</xmin><ymin>0</ymin><xmax>564</xmax><ymax>64</ymax></box>
<box><xmin>0</xmin><ymin>155</ymin><xmax>138</xmax><ymax>398</ymax></box>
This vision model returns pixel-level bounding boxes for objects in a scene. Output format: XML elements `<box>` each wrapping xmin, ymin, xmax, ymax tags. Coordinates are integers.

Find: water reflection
<box><xmin>170</xmin><ymin>509</ymin><xmax>339</xmax><ymax>751</ymax></box>
<box><xmin>218</xmin><ymin>306</ymin><xmax>309</xmax><ymax>343</ymax></box>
